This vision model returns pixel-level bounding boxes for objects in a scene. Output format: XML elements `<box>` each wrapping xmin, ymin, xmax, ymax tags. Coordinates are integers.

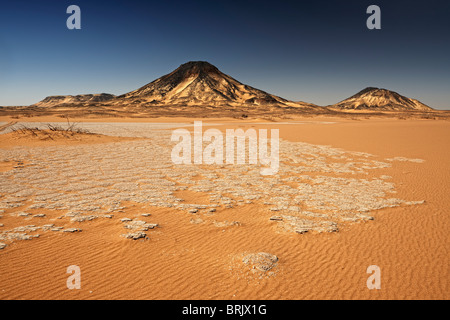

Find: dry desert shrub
<box><xmin>10</xmin><ymin>119</ymin><xmax>92</xmax><ymax>140</ymax></box>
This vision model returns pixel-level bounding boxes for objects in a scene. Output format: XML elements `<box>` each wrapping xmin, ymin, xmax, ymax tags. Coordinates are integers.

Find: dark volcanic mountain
<box><xmin>331</xmin><ymin>87</ymin><xmax>433</xmax><ymax>111</ymax></box>
<box><xmin>113</xmin><ymin>61</ymin><xmax>311</xmax><ymax>108</ymax></box>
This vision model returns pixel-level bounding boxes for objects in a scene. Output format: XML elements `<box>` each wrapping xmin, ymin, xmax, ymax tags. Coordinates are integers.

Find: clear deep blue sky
<box><xmin>0</xmin><ymin>0</ymin><xmax>449</xmax><ymax>109</ymax></box>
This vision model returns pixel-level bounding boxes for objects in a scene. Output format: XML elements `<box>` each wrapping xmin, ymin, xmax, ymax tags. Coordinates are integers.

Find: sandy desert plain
<box><xmin>0</xmin><ymin>113</ymin><xmax>448</xmax><ymax>300</ymax></box>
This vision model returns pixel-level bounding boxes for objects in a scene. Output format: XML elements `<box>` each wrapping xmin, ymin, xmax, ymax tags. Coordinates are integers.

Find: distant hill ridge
<box><xmin>35</xmin><ymin>93</ymin><xmax>115</xmax><ymax>107</ymax></box>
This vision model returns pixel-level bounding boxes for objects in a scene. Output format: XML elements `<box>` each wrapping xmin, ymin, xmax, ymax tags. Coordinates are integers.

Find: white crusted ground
<box><xmin>0</xmin><ymin>123</ymin><xmax>425</xmax><ymax>248</ymax></box>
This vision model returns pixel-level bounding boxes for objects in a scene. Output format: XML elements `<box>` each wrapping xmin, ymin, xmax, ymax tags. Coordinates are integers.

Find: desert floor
<box><xmin>0</xmin><ymin>115</ymin><xmax>448</xmax><ymax>300</ymax></box>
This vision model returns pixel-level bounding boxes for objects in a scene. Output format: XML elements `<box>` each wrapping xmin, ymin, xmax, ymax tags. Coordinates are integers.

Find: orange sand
<box><xmin>0</xmin><ymin>130</ymin><xmax>138</xmax><ymax>149</ymax></box>
<box><xmin>0</xmin><ymin>117</ymin><xmax>448</xmax><ymax>300</ymax></box>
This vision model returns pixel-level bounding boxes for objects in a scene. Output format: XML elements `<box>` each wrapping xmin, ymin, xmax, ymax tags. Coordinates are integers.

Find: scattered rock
<box><xmin>71</xmin><ymin>215</ymin><xmax>97</xmax><ymax>222</ymax></box>
<box><xmin>242</xmin><ymin>252</ymin><xmax>278</xmax><ymax>272</ymax></box>
<box><xmin>13</xmin><ymin>225</ymin><xmax>39</xmax><ymax>232</ymax></box>
<box><xmin>122</xmin><ymin>231</ymin><xmax>147</xmax><ymax>240</ymax></box>
<box><xmin>190</xmin><ymin>218</ymin><xmax>204</xmax><ymax>224</ymax></box>
<box><xmin>269</xmin><ymin>216</ymin><xmax>283</xmax><ymax>221</ymax></box>
<box><xmin>62</xmin><ymin>228</ymin><xmax>82</xmax><ymax>233</ymax></box>
<box><xmin>276</xmin><ymin>215</ymin><xmax>338</xmax><ymax>234</ymax></box>
<box><xmin>213</xmin><ymin>220</ymin><xmax>240</xmax><ymax>228</ymax></box>
<box><xmin>123</xmin><ymin>219</ymin><xmax>158</xmax><ymax>231</ymax></box>
<box><xmin>0</xmin><ymin>232</ymin><xmax>33</xmax><ymax>241</ymax></box>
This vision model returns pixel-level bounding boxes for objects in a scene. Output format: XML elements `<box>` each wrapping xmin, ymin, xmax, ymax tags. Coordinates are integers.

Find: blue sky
<box><xmin>0</xmin><ymin>0</ymin><xmax>449</xmax><ymax>109</ymax></box>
